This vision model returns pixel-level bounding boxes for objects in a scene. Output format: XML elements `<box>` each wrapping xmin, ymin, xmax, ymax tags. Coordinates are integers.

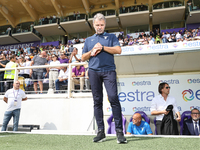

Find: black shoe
<box><xmin>93</xmin><ymin>130</ymin><xmax>106</xmax><ymax>142</ymax></box>
<box><xmin>116</xmin><ymin>129</ymin><xmax>127</xmax><ymax>144</ymax></box>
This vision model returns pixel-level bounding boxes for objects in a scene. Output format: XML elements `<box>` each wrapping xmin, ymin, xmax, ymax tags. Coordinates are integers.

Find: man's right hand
<box><xmin>163</xmin><ymin>110</ymin><xmax>170</xmax><ymax>115</ymax></box>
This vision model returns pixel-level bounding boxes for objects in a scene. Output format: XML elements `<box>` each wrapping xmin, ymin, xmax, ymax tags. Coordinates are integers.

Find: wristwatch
<box><xmin>102</xmin><ymin>45</ymin><xmax>104</xmax><ymax>51</ymax></box>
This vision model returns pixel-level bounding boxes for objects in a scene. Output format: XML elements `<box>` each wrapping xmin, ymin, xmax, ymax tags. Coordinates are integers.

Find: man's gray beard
<box><xmin>95</xmin><ymin>28</ymin><xmax>104</xmax><ymax>34</ymax></box>
<box><xmin>193</xmin><ymin>118</ymin><xmax>199</xmax><ymax>121</ymax></box>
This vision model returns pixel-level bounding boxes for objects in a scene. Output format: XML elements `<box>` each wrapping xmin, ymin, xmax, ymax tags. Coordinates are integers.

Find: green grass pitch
<box><xmin>0</xmin><ymin>132</ymin><xmax>199</xmax><ymax>150</ymax></box>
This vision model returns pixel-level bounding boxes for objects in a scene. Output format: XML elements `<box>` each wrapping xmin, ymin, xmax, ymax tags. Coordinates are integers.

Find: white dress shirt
<box><xmin>151</xmin><ymin>94</ymin><xmax>179</xmax><ymax>121</ymax></box>
<box><xmin>58</xmin><ymin>68</ymin><xmax>69</xmax><ymax>79</ymax></box>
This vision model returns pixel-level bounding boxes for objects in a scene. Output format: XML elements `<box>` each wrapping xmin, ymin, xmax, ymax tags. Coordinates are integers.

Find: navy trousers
<box><xmin>88</xmin><ymin>69</ymin><xmax>122</xmax><ymax>131</ymax></box>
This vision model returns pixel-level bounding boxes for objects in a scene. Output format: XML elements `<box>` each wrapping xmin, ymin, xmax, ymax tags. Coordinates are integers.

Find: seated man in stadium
<box><xmin>55</xmin><ymin>64</ymin><xmax>68</xmax><ymax>92</ymax></box>
<box><xmin>69</xmin><ymin>47</ymin><xmax>81</xmax><ymax>63</ymax></box>
<box><xmin>183</xmin><ymin>108</ymin><xmax>200</xmax><ymax>136</ymax></box>
<box><xmin>151</xmin><ymin>82</ymin><xmax>181</xmax><ymax>135</ymax></box>
<box><xmin>71</xmin><ymin>64</ymin><xmax>85</xmax><ymax>92</ymax></box>
<box><xmin>58</xmin><ymin>52</ymin><xmax>69</xmax><ymax>64</ymax></box>
<box><xmin>127</xmin><ymin>113</ymin><xmax>153</xmax><ymax>135</ymax></box>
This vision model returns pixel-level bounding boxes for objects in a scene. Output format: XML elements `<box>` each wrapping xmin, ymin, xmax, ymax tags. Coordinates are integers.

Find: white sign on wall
<box><xmin>103</xmin><ymin>74</ymin><xmax>200</xmax><ymax>115</ymax></box>
<box><xmin>120</xmin><ymin>41</ymin><xmax>200</xmax><ymax>55</ymax></box>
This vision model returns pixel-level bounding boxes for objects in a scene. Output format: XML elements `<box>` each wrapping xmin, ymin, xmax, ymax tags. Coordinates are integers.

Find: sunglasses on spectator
<box><xmin>165</xmin><ymin>86</ymin><xmax>170</xmax><ymax>89</ymax></box>
<box><xmin>191</xmin><ymin>113</ymin><xmax>200</xmax><ymax>115</ymax></box>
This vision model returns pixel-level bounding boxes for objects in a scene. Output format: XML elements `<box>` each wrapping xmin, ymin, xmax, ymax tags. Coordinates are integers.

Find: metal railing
<box><xmin>0</xmin><ymin>62</ymin><xmax>88</xmax><ymax>98</ymax></box>
<box><xmin>153</xmin><ymin>1</ymin><xmax>184</xmax><ymax>10</ymax></box>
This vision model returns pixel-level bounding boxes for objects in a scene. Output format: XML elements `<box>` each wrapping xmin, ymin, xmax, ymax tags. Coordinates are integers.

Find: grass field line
<box><xmin>1</xmin><ymin>131</ymin><xmax>200</xmax><ymax>138</ymax></box>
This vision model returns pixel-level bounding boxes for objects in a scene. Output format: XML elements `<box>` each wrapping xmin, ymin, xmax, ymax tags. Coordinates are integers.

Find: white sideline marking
<box><xmin>1</xmin><ymin>131</ymin><xmax>200</xmax><ymax>138</ymax></box>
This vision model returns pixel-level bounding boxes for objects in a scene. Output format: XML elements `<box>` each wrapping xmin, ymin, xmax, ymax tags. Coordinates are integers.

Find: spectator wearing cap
<box><xmin>71</xmin><ymin>64</ymin><xmax>85</xmax><ymax>92</ymax></box>
<box><xmin>69</xmin><ymin>47</ymin><xmax>81</xmax><ymax>63</ymax></box>
<box><xmin>49</xmin><ymin>55</ymin><xmax>60</xmax><ymax>90</ymax></box>
<box><xmin>58</xmin><ymin>52</ymin><xmax>69</xmax><ymax>64</ymax></box>
<box><xmin>55</xmin><ymin>64</ymin><xmax>68</xmax><ymax>92</ymax></box>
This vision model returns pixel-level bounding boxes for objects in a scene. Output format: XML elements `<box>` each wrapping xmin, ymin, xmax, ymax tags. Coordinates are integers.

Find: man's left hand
<box><xmin>91</xmin><ymin>43</ymin><xmax>102</xmax><ymax>56</ymax></box>
<box><xmin>176</xmin><ymin>117</ymin><xmax>181</xmax><ymax>122</ymax></box>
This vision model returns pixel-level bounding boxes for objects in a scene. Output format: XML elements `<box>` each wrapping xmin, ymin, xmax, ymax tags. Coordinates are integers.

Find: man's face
<box><xmin>73</xmin><ymin>49</ymin><xmax>78</xmax><ymax>55</ymax></box>
<box><xmin>93</xmin><ymin>19</ymin><xmax>106</xmax><ymax>34</ymax></box>
<box><xmin>191</xmin><ymin>110</ymin><xmax>200</xmax><ymax>121</ymax></box>
<box><xmin>13</xmin><ymin>56</ymin><xmax>16</xmax><ymax>62</ymax></box>
<box><xmin>132</xmin><ymin>115</ymin><xmax>140</xmax><ymax>125</ymax></box>
<box><xmin>60</xmin><ymin>53</ymin><xmax>65</xmax><ymax>59</ymax></box>
<box><xmin>42</xmin><ymin>52</ymin><xmax>47</xmax><ymax>58</ymax></box>
<box><xmin>76</xmin><ymin>65</ymin><xmax>80</xmax><ymax>70</ymax></box>
<box><xmin>161</xmin><ymin>84</ymin><xmax>170</xmax><ymax>95</ymax></box>
<box><xmin>14</xmin><ymin>81</ymin><xmax>20</xmax><ymax>89</ymax></box>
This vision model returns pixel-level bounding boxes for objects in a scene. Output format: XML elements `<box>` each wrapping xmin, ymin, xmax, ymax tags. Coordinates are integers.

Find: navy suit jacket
<box><xmin>183</xmin><ymin>118</ymin><xmax>200</xmax><ymax>135</ymax></box>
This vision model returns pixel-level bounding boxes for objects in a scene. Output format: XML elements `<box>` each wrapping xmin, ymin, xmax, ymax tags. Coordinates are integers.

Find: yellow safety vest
<box><xmin>4</xmin><ymin>61</ymin><xmax>17</xmax><ymax>79</ymax></box>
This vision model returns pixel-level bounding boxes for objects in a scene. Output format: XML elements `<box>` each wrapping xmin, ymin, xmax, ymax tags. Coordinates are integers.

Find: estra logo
<box><xmin>187</xmin><ymin>79</ymin><xmax>200</xmax><ymax>84</ymax></box>
<box><xmin>159</xmin><ymin>79</ymin><xmax>179</xmax><ymax>84</ymax></box>
<box><xmin>132</xmin><ymin>81</ymin><xmax>151</xmax><ymax>86</ymax></box>
<box><xmin>147</xmin><ymin>46</ymin><xmax>151</xmax><ymax>50</ymax></box>
<box><xmin>183</xmin><ymin>43</ymin><xmax>187</xmax><ymax>47</ymax></box>
<box><xmin>132</xmin><ymin>107</ymin><xmax>151</xmax><ymax>112</ymax></box>
<box><xmin>187</xmin><ymin>79</ymin><xmax>192</xmax><ymax>84</ymax></box>
<box><xmin>182</xmin><ymin>89</ymin><xmax>194</xmax><ymax>102</ymax></box>
<box><xmin>107</xmin><ymin>107</ymin><xmax>125</xmax><ymax>112</ymax></box>
<box><xmin>182</xmin><ymin>89</ymin><xmax>200</xmax><ymax>101</ymax></box>
<box><xmin>107</xmin><ymin>107</ymin><xmax>112</xmax><ymax>112</ymax></box>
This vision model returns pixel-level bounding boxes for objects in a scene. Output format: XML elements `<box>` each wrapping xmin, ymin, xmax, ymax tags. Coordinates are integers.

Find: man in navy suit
<box><xmin>183</xmin><ymin>108</ymin><xmax>200</xmax><ymax>136</ymax></box>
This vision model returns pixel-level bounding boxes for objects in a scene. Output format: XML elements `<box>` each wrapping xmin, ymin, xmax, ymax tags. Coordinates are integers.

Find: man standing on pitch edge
<box><xmin>1</xmin><ymin>81</ymin><xmax>27</xmax><ymax>131</ymax></box>
<box><xmin>82</xmin><ymin>13</ymin><xmax>127</xmax><ymax>143</ymax></box>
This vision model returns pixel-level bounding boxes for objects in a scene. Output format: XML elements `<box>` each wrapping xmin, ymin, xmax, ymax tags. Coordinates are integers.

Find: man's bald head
<box><xmin>41</xmin><ymin>51</ymin><xmax>47</xmax><ymax>58</ymax></box>
<box><xmin>13</xmin><ymin>80</ymin><xmax>20</xmax><ymax>90</ymax></box>
<box><xmin>133</xmin><ymin>113</ymin><xmax>142</xmax><ymax>120</ymax></box>
<box><xmin>132</xmin><ymin>113</ymin><xmax>142</xmax><ymax>126</ymax></box>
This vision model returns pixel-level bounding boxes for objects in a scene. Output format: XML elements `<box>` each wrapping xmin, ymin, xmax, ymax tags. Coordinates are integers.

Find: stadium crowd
<box><xmin>0</xmin><ymin>43</ymin><xmax>88</xmax><ymax>94</ymax></box>
<box><xmin>118</xmin><ymin>27</ymin><xmax>200</xmax><ymax>46</ymax></box>
<box><xmin>0</xmin><ymin>27</ymin><xmax>200</xmax><ymax>94</ymax></box>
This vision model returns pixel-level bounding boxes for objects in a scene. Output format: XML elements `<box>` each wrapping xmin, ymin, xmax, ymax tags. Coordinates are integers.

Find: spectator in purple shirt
<box><xmin>71</xmin><ymin>65</ymin><xmax>85</xmax><ymax>92</ymax></box>
<box><xmin>58</xmin><ymin>53</ymin><xmax>69</xmax><ymax>64</ymax></box>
